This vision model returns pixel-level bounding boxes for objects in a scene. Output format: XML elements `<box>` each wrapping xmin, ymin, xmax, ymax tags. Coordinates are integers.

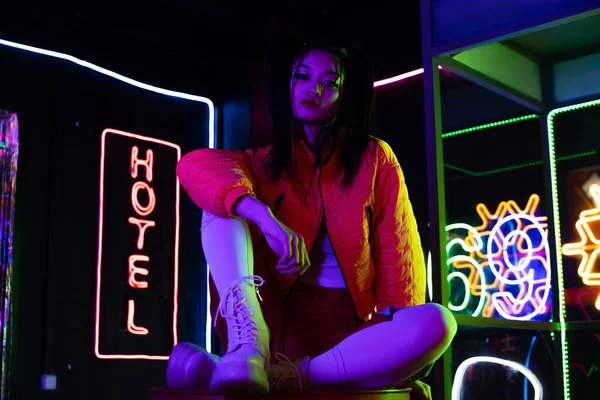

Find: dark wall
<box><xmin>1</xmin><ymin>43</ymin><xmax>251</xmax><ymax>400</ymax></box>
<box><xmin>375</xmin><ymin>77</ymin><xmax>430</xmax><ymax>253</ymax></box>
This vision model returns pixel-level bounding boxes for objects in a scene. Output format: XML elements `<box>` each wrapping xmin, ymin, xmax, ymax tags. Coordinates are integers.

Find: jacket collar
<box><xmin>292</xmin><ymin>131</ymin><xmax>340</xmax><ymax>168</ymax></box>
<box><xmin>291</xmin><ymin>132</ymin><xmax>345</xmax><ymax>188</ymax></box>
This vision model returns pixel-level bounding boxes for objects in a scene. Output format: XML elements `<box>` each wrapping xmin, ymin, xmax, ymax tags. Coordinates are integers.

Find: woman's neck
<box><xmin>302</xmin><ymin>123</ymin><xmax>328</xmax><ymax>150</ymax></box>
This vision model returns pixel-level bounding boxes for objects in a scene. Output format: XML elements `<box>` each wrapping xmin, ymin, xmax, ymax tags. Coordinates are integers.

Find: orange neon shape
<box><xmin>453</xmin><ymin>194</ymin><xmax>550</xmax><ymax>318</ymax></box>
<box><xmin>95</xmin><ymin>128</ymin><xmax>181</xmax><ymax>360</ymax></box>
<box><xmin>131</xmin><ymin>146</ymin><xmax>154</xmax><ymax>182</ymax></box>
<box><xmin>127</xmin><ymin>300</ymin><xmax>149</xmax><ymax>335</ymax></box>
<box><xmin>128</xmin><ymin>217</ymin><xmax>156</xmax><ymax>250</ymax></box>
<box><xmin>129</xmin><ymin>255</ymin><xmax>150</xmax><ymax>289</ymax></box>
<box><xmin>562</xmin><ymin>183</ymin><xmax>600</xmax><ymax>310</ymax></box>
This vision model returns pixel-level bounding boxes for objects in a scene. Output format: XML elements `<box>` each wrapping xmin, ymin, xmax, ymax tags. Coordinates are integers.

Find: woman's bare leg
<box><xmin>199</xmin><ymin>210</ymin><xmax>270</xmax><ymax>394</ymax></box>
<box><xmin>306</xmin><ymin>303</ymin><xmax>456</xmax><ymax>388</ymax></box>
<box><xmin>200</xmin><ymin>210</ymin><xmax>255</xmax><ymax>289</ymax></box>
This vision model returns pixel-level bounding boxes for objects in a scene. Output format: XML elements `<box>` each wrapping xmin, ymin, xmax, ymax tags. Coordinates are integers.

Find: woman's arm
<box><xmin>372</xmin><ymin>144</ymin><xmax>426</xmax><ymax>311</ymax></box>
<box><xmin>176</xmin><ymin>148</ymin><xmax>261</xmax><ymax>217</ymax></box>
<box><xmin>234</xmin><ymin>194</ymin><xmax>311</xmax><ymax>276</ymax></box>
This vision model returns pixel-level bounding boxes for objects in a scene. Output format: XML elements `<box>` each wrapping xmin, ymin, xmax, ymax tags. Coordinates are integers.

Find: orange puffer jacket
<box><xmin>177</xmin><ymin>136</ymin><xmax>426</xmax><ymax>323</ymax></box>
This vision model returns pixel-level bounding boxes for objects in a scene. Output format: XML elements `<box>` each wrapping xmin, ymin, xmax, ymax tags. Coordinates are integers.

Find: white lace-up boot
<box><xmin>209</xmin><ymin>275</ymin><xmax>271</xmax><ymax>394</ymax></box>
<box><xmin>166</xmin><ymin>342</ymin><xmax>221</xmax><ymax>390</ymax></box>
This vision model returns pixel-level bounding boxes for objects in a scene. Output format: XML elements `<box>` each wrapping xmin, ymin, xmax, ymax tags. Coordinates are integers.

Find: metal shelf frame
<box><xmin>420</xmin><ymin>2</ymin><xmax>600</xmax><ymax>399</ymax></box>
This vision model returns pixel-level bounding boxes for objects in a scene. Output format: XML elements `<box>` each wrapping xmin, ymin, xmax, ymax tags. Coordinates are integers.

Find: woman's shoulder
<box><xmin>367</xmin><ymin>137</ymin><xmax>400</xmax><ymax>166</ymax></box>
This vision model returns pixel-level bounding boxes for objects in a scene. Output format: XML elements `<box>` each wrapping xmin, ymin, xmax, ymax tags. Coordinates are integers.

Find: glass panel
<box><xmin>567</xmin><ymin>329</ymin><xmax>600</xmax><ymax>399</ymax></box>
<box><xmin>549</xmin><ymin>100</ymin><xmax>600</xmax><ymax>323</ymax></box>
<box><xmin>440</xmin><ymin>72</ymin><xmax>552</xmax><ymax>322</ymax></box>
<box><xmin>452</xmin><ymin>327</ymin><xmax>558</xmax><ymax>399</ymax></box>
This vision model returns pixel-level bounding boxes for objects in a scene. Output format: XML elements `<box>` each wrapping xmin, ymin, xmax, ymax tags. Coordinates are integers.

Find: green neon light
<box><xmin>444</xmin><ymin>151</ymin><xmax>596</xmax><ymax>177</ymax></box>
<box><xmin>444</xmin><ymin>164</ymin><xmax>478</xmax><ymax>176</ymax></box>
<box><xmin>445</xmin><ymin>161</ymin><xmax>542</xmax><ymax>177</ymax></box>
<box><xmin>439</xmin><ymin>106</ymin><xmax>600</xmax><ymax>398</ymax></box>
<box><xmin>546</xmin><ymin>98</ymin><xmax>600</xmax><ymax>400</ymax></box>
<box><xmin>557</xmin><ymin>150</ymin><xmax>597</xmax><ymax>162</ymax></box>
<box><xmin>442</xmin><ymin>114</ymin><xmax>539</xmax><ymax>138</ymax></box>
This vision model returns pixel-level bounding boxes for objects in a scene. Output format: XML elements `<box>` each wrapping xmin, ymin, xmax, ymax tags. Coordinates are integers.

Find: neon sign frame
<box><xmin>562</xmin><ymin>183</ymin><xmax>600</xmax><ymax>310</ymax></box>
<box><xmin>446</xmin><ymin>194</ymin><xmax>552</xmax><ymax>321</ymax></box>
<box><xmin>547</xmin><ymin>98</ymin><xmax>600</xmax><ymax>399</ymax></box>
<box><xmin>95</xmin><ymin>128</ymin><xmax>181</xmax><ymax>360</ymax></box>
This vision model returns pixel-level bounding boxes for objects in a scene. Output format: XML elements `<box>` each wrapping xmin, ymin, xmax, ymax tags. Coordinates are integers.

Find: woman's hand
<box><xmin>407</xmin><ymin>380</ymin><xmax>432</xmax><ymax>400</ymax></box>
<box><xmin>259</xmin><ymin>213</ymin><xmax>310</xmax><ymax>278</ymax></box>
<box><xmin>233</xmin><ymin>195</ymin><xmax>310</xmax><ymax>278</ymax></box>
<box><xmin>260</xmin><ymin>212</ymin><xmax>310</xmax><ymax>278</ymax></box>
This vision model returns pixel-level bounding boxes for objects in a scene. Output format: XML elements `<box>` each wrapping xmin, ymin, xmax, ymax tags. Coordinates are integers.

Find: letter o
<box><xmin>131</xmin><ymin>181</ymin><xmax>156</xmax><ymax>216</ymax></box>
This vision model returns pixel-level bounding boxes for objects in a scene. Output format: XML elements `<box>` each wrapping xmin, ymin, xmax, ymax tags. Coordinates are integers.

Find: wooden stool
<box><xmin>150</xmin><ymin>388</ymin><xmax>411</xmax><ymax>400</ymax></box>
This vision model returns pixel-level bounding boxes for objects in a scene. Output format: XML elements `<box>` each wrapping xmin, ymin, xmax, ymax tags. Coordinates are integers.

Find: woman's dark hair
<box><xmin>263</xmin><ymin>40</ymin><xmax>376</xmax><ymax>188</ymax></box>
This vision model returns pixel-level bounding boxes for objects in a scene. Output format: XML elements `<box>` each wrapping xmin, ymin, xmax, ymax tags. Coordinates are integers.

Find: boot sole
<box><xmin>166</xmin><ymin>342</ymin><xmax>204</xmax><ymax>390</ymax></box>
<box><xmin>210</xmin><ymin>360</ymin><xmax>269</xmax><ymax>394</ymax></box>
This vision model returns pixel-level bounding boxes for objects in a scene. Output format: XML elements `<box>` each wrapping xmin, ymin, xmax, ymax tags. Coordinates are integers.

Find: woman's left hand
<box><xmin>407</xmin><ymin>380</ymin><xmax>432</xmax><ymax>400</ymax></box>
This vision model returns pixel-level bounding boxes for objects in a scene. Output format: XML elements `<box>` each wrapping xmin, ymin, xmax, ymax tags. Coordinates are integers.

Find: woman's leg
<box><xmin>306</xmin><ymin>303</ymin><xmax>457</xmax><ymax>389</ymax></box>
<box><xmin>200</xmin><ymin>210</ymin><xmax>255</xmax><ymax>287</ymax></box>
<box><xmin>200</xmin><ymin>211</ymin><xmax>270</xmax><ymax>393</ymax></box>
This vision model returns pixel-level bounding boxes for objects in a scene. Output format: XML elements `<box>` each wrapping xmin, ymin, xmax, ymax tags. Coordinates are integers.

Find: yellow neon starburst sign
<box><xmin>562</xmin><ymin>184</ymin><xmax>600</xmax><ymax>310</ymax></box>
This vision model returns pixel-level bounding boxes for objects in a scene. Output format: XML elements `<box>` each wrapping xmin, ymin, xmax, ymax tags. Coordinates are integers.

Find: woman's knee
<box><xmin>394</xmin><ymin>303</ymin><xmax>457</xmax><ymax>349</ymax></box>
<box><xmin>420</xmin><ymin>303</ymin><xmax>457</xmax><ymax>348</ymax></box>
<box><xmin>201</xmin><ymin>210</ymin><xmax>248</xmax><ymax>234</ymax></box>
<box><xmin>201</xmin><ymin>210</ymin><xmax>220</xmax><ymax>233</ymax></box>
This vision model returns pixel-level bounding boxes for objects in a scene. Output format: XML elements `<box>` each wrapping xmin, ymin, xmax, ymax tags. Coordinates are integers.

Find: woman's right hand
<box><xmin>233</xmin><ymin>195</ymin><xmax>310</xmax><ymax>278</ymax></box>
<box><xmin>258</xmin><ymin>212</ymin><xmax>310</xmax><ymax>278</ymax></box>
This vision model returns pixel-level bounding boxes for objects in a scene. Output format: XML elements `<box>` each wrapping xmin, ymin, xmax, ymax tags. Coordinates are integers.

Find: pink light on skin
<box><xmin>290</xmin><ymin>49</ymin><xmax>343</xmax><ymax>146</ymax></box>
<box><xmin>95</xmin><ymin>128</ymin><xmax>181</xmax><ymax>360</ymax></box>
<box><xmin>127</xmin><ymin>300</ymin><xmax>149</xmax><ymax>335</ymax></box>
<box><xmin>128</xmin><ymin>217</ymin><xmax>156</xmax><ymax>250</ymax></box>
<box><xmin>373</xmin><ymin>66</ymin><xmax>442</xmax><ymax>88</ymax></box>
<box><xmin>128</xmin><ymin>255</ymin><xmax>150</xmax><ymax>289</ymax></box>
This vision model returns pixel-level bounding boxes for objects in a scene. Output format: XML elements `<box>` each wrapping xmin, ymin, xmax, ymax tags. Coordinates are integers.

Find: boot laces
<box><xmin>271</xmin><ymin>352</ymin><xmax>305</xmax><ymax>391</ymax></box>
<box><xmin>214</xmin><ymin>275</ymin><xmax>265</xmax><ymax>350</ymax></box>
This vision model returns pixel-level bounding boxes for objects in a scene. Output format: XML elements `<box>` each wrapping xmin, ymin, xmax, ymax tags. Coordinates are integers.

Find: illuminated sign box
<box><xmin>95</xmin><ymin>128</ymin><xmax>180</xmax><ymax>360</ymax></box>
<box><xmin>446</xmin><ymin>194</ymin><xmax>553</xmax><ymax>322</ymax></box>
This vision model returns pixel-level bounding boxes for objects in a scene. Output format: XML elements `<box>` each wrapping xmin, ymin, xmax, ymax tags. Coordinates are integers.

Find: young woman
<box><xmin>166</xmin><ymin>42</ymin><xmax>456</xmax><ymax>400</ymax></box>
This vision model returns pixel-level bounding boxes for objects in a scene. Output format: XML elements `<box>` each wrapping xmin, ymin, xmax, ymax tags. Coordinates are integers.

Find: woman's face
<box><xmin>290</xmin><ymin>49</ymin><xmax>344</xmax><ymax>125</ymax></box>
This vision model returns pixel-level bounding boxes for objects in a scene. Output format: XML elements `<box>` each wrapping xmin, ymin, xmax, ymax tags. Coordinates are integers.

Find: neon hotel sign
<box><xmin>95</xmin><ymin>128</ymin><xmax>180</xmax><ymax>360</ymax></box>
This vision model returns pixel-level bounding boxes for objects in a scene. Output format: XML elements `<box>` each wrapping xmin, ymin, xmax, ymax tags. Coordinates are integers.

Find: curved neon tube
<box><xmin>452</xmin><ymin>356</ymin><xmax>543</xmax><ymax>400</ymax></box>
<box><xmin>0</xmin><ymin>38</ymin><xmax>215</xmax><ymax>147</ymax></box>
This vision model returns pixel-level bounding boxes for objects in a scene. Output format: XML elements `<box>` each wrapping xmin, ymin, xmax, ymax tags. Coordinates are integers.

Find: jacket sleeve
<box><xmin>176</xmin><ymin>148</ymin><xmax>260</xmax><ymax>217</ymax></box>
<box><xmin>372</xmin><ymin>147</ymin><xmax>426</xmax><ymax>311</ymax></box>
